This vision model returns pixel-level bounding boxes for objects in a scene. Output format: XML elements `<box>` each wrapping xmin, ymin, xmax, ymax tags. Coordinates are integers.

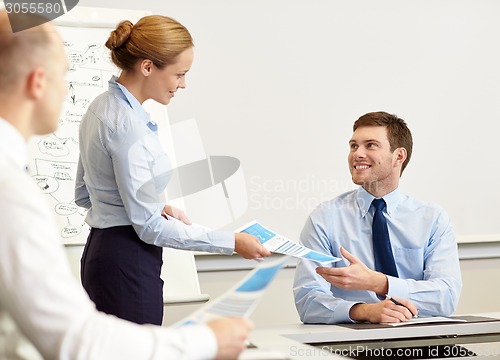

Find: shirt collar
<box><xmin>0</xmin><ymin>117</ymin><xmax>27</xmax><ymax>171</ymax></box>
<box><xmin>108</xmin><ymin>75</ymin><xmax>157</xmax><ymax>131</ymax></box>
<box><xmin>356</xmin><ymin>186</ymin><xmax>403</xmax><ymax>218</ymax></box>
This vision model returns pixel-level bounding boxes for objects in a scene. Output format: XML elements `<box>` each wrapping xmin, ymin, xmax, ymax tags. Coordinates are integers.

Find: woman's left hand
<box><xmin>161</xmin><ymin>205</ymin><xmax>192</xmax><ymax>225</ymax></box>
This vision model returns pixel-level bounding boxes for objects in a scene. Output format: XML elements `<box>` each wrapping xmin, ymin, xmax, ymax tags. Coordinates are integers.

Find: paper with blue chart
<box><xmin>238</xmin><ymin>220</ymin><xmax>341</xmax><ymax>265</ymax></box>
<box><xmin>174</xmin><ymin>255</ymin><xmax>290</xmax><ymax>327</ymax></box>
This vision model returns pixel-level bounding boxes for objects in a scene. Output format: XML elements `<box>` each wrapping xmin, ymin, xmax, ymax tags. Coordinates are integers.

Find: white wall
<box><xmin>77</xmin><ymin>0</ymin><xmax>500</xmax><ymax>243</ymax></box>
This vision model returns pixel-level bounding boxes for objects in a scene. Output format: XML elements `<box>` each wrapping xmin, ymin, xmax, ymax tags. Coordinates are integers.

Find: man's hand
<box><xmin>349</xmin><ymin>297</ymin><xmax>418</xmax><ymax>323</ymax></box>
<box><xmin>234</xmin><ymin>232</ymin><xmax>272</xmax><ymax>259</ymax></box>
<box><xmin>208</xmin><ymin>318</ymin><xmax>253</xmax><ymax>360</ymax></box>
<box><xmin>315</xmin><ymin>247</ymin><xmax>388</xmax><ymax>295</ymax></box>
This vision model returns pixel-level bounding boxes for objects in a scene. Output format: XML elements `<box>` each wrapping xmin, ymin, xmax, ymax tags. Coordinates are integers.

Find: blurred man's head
<box><xmin>0</xmin><ymin>11</ymin><xmax>68</xmax><ymax>139</ymax></box>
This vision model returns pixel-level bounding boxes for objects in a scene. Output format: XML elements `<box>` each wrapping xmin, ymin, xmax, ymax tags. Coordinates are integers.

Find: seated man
<box><xmin>293</xmin><ymin>111</ymin><xmax>462</xmax><ymax>324</ymax></box>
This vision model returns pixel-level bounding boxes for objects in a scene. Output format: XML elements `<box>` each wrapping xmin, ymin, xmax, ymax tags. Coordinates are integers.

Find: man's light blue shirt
<box><xmin>75</xmin><ymin>76</ymin><xmax>233</xmax><ymax>253</ymax></box>
<box><xmin>293</xmin><ymin>186</ymin><xmax>462</xmax><ymax>324</ymax></box>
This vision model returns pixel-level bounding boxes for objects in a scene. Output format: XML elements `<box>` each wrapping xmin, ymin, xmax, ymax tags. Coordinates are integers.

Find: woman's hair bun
<box><xmin>105</xmin><ymin>20</ymin><xmax>133</xmax><ymax>50</ymax></box>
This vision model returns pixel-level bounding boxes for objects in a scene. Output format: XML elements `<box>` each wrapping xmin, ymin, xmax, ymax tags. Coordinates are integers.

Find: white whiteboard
<box><xmin>35</xmin><ymin>0</ymin><xmax>500</xmax><ymax>245</ymax></box>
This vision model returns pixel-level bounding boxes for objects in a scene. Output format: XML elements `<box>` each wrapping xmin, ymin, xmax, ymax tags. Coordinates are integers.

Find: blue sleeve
<box><xmin>293</xmin><ymin>211</ymin><xmax>362</xmax><ymax>324</ymax></box>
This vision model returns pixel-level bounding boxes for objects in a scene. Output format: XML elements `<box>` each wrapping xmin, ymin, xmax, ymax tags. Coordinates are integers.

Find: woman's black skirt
<box><xmin>80</xmin><ymin>225</ymin><xmax>163</xmax><ymax>325</ymax></box>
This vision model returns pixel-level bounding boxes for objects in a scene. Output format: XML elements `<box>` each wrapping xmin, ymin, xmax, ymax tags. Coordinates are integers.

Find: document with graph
<box><xmin>237</xmin><ymin>220</ymin><xmax>341</xmax><ymax>265</ymax></box>
<box><xmin>173</xmin><ymin>255</ymin><xmax>290</xmax><ymax>327</ymax></box>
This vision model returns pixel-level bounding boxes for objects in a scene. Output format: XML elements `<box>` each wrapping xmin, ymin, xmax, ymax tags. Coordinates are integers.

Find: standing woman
<box><xmin>75</xmin><ymin>15</ymin><xmax>270</xmax><ymax>326</ymax></box>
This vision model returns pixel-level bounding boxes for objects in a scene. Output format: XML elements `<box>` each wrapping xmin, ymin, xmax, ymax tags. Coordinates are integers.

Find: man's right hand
<box><xmin>349</xmin><ymin>297</ymin><xmax>418</xmax><ymax>324</ymax></box>
<box><xmin>207</xmin><ymin>318</ymin><xmax>253</xmax><ymax>360</ymax></box>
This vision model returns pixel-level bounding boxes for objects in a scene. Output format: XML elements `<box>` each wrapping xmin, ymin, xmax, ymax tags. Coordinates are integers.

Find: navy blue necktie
<box><xmin>371</xmin><ymin>198</ymin><xmax>398</xmax><ymax>277</ymax></box>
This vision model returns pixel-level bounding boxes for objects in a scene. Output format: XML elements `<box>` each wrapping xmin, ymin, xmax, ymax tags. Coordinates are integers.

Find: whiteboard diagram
<box><xmin>28</xmin><ymin>25</ymin><xmax>119</xmax><ymax>245</ymax></box>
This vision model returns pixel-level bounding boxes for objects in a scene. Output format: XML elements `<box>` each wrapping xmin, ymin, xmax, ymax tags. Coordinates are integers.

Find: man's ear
<box><xmin>26</xmin><ymin>67</ymin><xmax>46</xmax><ymax>100</ymax></box>
<box><xmin>140</xmin><ymin>59</ymin><xmax>153</xmax><ymax>77</ymax></box>
<box><xmin>395</xmin><ymin>147</ymin><xmax>407</xmax><ymax>166</ymax></box>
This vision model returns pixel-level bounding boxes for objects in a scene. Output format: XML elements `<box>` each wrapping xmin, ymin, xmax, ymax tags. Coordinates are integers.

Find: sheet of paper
<box><xmin>384</xmin><ymin>316</ymin><xmax>467</xmax><ymax>327</ymax></box>
<box><xmin>237</xmin><ymin>220</ymin><xmax>341</xmax><ymax>265</ymax></box>
<box><xmin>173</xmin><ymin>255</ymin><xmax>290</xmax><ymax>327</ymax></box>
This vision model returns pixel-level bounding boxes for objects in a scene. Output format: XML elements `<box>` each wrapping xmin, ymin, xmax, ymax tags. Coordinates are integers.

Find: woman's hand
<box><xmin>161</xmin><ymin>205</ymin><xmax>192</xmax><ymax>225</ymax></box>
<box><xmin>234</xmin><ymin>232</ymin><xmax>271</xmax><ymax>259</ymax></box>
